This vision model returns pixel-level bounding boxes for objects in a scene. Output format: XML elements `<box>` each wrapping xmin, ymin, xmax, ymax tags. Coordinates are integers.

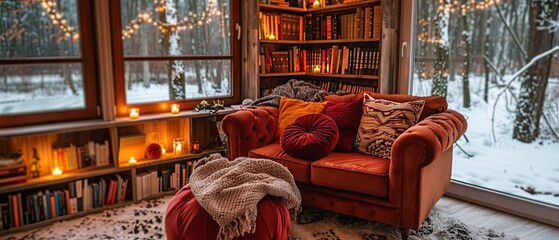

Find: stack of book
<box><xmin>0</xmin><ymin>156</ymin><xmax>27</xmax><ymax>187</ymax></box>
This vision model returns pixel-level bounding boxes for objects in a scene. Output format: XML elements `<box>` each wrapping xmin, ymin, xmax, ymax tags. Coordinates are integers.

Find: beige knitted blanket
<box><xmin>189</xmin><ymin>153</ymin><xmax>301</xmax><ymax>240</ymax></box>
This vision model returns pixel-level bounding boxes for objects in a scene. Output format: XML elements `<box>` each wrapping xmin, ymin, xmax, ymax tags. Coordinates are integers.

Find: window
<box><xmin>404</xmin><ymin>0</ymin><xmax>559</xmax><ymax>209</ymax></box>
<box><xmin>111</xmin><ymin>0</ymin><xmax>240</xmax><ymax>116</ymax></box>
<box><xmin>0</xmin><ymin>0</ymin><xmax>98</xmax><ymax>127</ymax></box>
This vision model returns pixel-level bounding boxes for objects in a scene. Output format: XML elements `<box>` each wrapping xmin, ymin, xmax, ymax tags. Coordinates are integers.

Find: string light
<box><xmin>122</xmin><ymin>0</ymin><xmax>224</xmax><ymax>40</ymax></box>
<box><xmin>438</xmin><ymin>0</ymin><xmax>500</xmax><ymax>15</ymax></box>
<box><xmin>38</xmin><ymin>0</ymin><xmax>78</xmax><ymax>41</ymax></box>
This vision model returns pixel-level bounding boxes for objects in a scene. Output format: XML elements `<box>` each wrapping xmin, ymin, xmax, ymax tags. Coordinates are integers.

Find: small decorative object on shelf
<box><xmin>128</xmin><ymin>156</ymin><xmax>137</xmax><ymax>164</ymax></box>
<box><xmin>190</xmin><ymin>140</ymin><xmax>202</xmax><ymax>154</ymax></box>
<box><xmin>30</xmin><ymin>148</ymin><xmax>41</xmax><ymax>178</ymax></box>
<box><xmin>161</xmin><ymin>144</ymin><xmax>167</xmax><ymax>155</ymax></box>
<box><xmin>170</xmin><ymin>104</ymin><xmax>180</xmax><ymax>114</ymax></box>
<box><xmin>173</xmin><ymin>138</ymin><xmax>185</xmax><ymax>155</ymax></box>
<box><xmin>146</xmin><ymin>143</ymin><xmax>163</xmax><ymax>159</ymax></box>
<box><xmin>268</xmin><ymin>34</ymin><xmax>276</xmax><ymax>40</ymax></box>
<box><xmin>129</xmin><ymin>108</ymin><xmax>140</xmax><ymax>119</ymax></box>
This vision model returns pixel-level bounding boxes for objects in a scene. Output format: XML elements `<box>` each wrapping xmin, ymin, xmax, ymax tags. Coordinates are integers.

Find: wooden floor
<box><xmin>435</xmin><ymin>196</ymin><xmax>559</xmax><ymax>239</ymax></box>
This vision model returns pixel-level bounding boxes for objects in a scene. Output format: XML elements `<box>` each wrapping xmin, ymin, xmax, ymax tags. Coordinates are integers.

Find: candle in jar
<box><xmin>268</xmin><ymin>34</ymin><xmax>276</xmax><ymax>40</ymax></box>
<box><xmin>313</xmin><ymin>65</ymin><xmax>320</xmax><ymax>73</ymax></box>
<box><xmin>313</xmin><ymin>0</ymin><xmax>320</xmax><ymax>8</ymax></box>
<box><xmin>171</xmin><ymin>104</ymin><xmax>180</xmax><ymax>114</ymax></box>
<box><xmin>175</xmin><ymin>143</ymin><xmax>182</xmax><ymax>155</ymax></box>
<box><xmin>129</xmin><ymin>108</ymin><xmax>140</xmax><ymax>119</ymax></box>
<box><xmin>129</xmin><ymin>156</ymin><xmax>137</xmax><ymax>164</ymax></box>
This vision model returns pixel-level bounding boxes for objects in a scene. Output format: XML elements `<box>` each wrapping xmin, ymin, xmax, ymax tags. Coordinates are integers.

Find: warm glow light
<box><xmin>171</xmin><ymin>104</ymin><xmax>180</xmax><ymax>114</ymax></box>
<box><xmin>313</xmin><ymin>65</ymin><xmax>321</xmax><ymax>73</ymax></box>
<box><xmin>129</xmin><ymin>156</ymin><xmax>137</xmax><ymax>164</ymax></box>
<box><xmin>161</xmin><ymin>146</ymin><xmax>167</xmax><ymax>155</ymax></box>
<box><xmin>129</xmin><ymin>108</ymin><xmax>140</xmax><ymax>119</ymax></box>
<box><xmin>313</xmin><ymin>0</ymin><xmax>320</xmax><ymax>8</ymax></box>
<box><xmin>52</xmin><ymin>167</ymin><xmax>62</xmax><ymax>176</ymax></box>
<box><xmin>268</xmin><ymin>34</ymin><xmax>276</xmax><ymax>40</ymax></box>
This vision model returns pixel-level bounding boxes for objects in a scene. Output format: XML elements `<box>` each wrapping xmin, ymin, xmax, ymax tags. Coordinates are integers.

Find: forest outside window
<box><xmin>0</xmin><ymin>0</ymin><xmax>98</xmax><ymax>128</ymax></box>
<box><xmin>112</xmin><ymin>0</ymin><xmax>240</xmax><ymax>116</ymax></box>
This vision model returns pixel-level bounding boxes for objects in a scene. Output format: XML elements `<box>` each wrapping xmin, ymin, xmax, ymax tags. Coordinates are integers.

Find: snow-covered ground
<box><xmin>414</xmin><ymin>75</ymin><xmax>559</xmax><ymax>206</ymax></box>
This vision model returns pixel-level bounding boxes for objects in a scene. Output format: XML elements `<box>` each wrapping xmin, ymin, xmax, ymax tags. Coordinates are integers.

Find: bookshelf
<box><xmin>257</xmin><ymin>0</ymin><xmax>382</xmax><ymax>96</ymax></box>
<box><xmin>0</xmin><ymin>108</ymin><xmax>235</xmax><ymax>235</ymax></box>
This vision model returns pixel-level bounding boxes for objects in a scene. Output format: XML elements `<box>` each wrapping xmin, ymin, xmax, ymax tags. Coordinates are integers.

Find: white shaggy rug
<box><xmin>5</xmin><ymin>195</ymin><xmax>518</xmax><ymax>240</ymax></box>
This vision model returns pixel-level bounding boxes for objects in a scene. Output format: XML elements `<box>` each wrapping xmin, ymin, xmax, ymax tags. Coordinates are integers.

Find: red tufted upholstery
<box><xmin>165</xmin><ymin>184</ymin><xmax>290</xmax><ymax>240</ymax></box>
<box><xmin>222</xmin><ymin>93</ymin><xmax>467</xmax><ymax>232</ymax></box>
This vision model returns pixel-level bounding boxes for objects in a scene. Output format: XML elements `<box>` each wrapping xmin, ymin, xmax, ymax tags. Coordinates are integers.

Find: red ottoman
<box><xmin>165</xmin><ymin>184</ymin><xmax>291</xmax><ymax>240</ymax></box>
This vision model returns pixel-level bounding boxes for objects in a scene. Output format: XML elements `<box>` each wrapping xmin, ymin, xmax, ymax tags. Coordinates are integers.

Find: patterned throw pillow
<box><xmin>355</xmin><ymin>93</ymin><xmax>425</xmax><ymax>159</ymax></box>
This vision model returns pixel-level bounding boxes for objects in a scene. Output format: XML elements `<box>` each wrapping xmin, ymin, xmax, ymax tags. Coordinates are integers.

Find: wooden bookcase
<box><xmin>0</xmin><ymin>108</ymin><xmax>234</xmax><ymax>235</ymax></box>
<box><xmin>257</xmin><ymin>0</ymin><xmax>382</xmax><ymax>96</ymax></box>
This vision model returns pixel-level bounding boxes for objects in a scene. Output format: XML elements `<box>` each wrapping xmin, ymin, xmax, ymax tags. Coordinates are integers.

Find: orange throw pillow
<box><xmin>275</xmin><ymin>97</ymin><xmax>327</xmax><ymax>141</ymax></box>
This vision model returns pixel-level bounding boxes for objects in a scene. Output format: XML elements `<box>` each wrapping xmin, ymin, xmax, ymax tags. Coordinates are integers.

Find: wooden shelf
<box><xmin>260</xmin><ymin>39</ymin><xmax>378</xmax><ymax>44</ymax></box>
<box><xmin>258</xmin><ymin>4</ymin><xmax>307</xmax><ymax>13</ymax></box>
<box><xmin>0</xmin><ymin>107</ymin><xmax>237</xmax><ymax>138</ymax></box>
<box><xmin>0</xmin><ymin>200</ymin><xmax>135</xmax><ymax>236</ymax></box>
<box><xmin>306</xmin><ymin>73</ymin><xmax>379</xmax><ymax>80</ymax></box>
<box><xmin>260</xmin><ymin>72</ymin><xmax>378</xmax><ymax>80</ymax></box>
<box><xmin>258</xmin><ymin>0</ymin><xmax>380</xmax><ymax>13</ymax></box>
<box><xmin>120</xmin><ymin>148</ymin><xmax>224</xmax><ymax>169</ymax></box>
<box><xmin>112</xmin><ymin>107</ymin><xmax>237</xmax><ymax>127</ymax></box>
<box><xmin>260</xmin><ymin>72</ymin><xmax>307</xmax><ymax>77</ymax></box>
<box><xmin>306</xmin><ymin>0</ymin><xmax>380</xmax><ymax>13</ymax></box>
<box><xmin>0</xmin><ymin>167</ymin><xmax>126</xmax><ymax>195</ymax></box>
<box><xmin>0</xmin><ymin>119</ymin><xmax>113</xmax><ymax>138</ymax></box>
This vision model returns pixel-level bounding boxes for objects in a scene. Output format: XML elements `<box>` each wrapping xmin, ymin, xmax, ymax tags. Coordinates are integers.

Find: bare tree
<box><xmin>431</xmin><ymin>0</ymin><xmax>449</xmax><ymax>98</ymax></box>
<box><xmin>513</xmin><ymin>1</ymin><xmax>559</xmax><ymax>143</ymax></box>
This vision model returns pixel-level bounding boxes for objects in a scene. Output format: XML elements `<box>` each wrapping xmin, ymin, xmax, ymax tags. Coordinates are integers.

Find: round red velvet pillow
<box><xmin>280</xmin><ymin>113</ymin><xmax>339</xmax><ymax>161</ymax></box>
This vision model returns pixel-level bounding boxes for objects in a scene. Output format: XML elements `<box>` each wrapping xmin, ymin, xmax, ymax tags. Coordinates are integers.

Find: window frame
<box><xmin>109</xmin><ymin>0</ymin><xmax>241</xmax><ymax>117</ymax></box>
<box><xmin>398</xmin><ymin>0</ymin><xmax>559</xmax><ymax>227</ymax></box>
<box><xmin>0</xmin><ymin>0</ymin><xmax>99</xmax><ymax>128</ymax></box>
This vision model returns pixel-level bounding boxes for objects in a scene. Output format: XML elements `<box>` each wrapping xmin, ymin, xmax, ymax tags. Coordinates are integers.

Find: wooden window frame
<box><xmin>0</xmin><ymin>0</ymin><xmax>99</xmax><ymax>128</ymax></box>
<box><xmin>110</xmin><ymin>0</ymin><xmax>241</xmax><ymax>117</ymax></box>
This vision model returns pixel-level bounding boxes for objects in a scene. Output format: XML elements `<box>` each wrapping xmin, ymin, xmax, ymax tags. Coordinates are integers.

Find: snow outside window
<box><xmin>411</xmin><ymin>0</ymin><xmax>559</xmax><ymax>207</ymax></box>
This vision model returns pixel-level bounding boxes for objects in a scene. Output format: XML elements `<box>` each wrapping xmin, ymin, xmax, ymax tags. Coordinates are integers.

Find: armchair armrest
<box><xmin>389</xmin><ymin>109</ymin><xmax>467</xmax><ymax>229</ymax></box>
<box><xmin>222</xmin><ymin>106</ymin><xmax>279</xmax><ymax>160</ymax></box>
<box><xmin>393</xmin><ymin>109</ymin><xmax>467</xmax><ymax>167</ymax></box>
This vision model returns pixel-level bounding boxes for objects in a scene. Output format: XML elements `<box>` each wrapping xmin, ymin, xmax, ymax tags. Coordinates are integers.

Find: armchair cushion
<box><xmin>324</xmin><ymin>100</ymin><xmax>363</xmax><ymax>152</ymax></box>
<box><xmin>280</xmin><ymin>113</ymin><xmax>339</xmax><ymax>161</ymax></box>
<box><xmin>275</xmin><ymin>97</ymin><xmax>327</xmax><ymax>141</ymax></box>
<box><xmin>356</xmin><ymin>93</ymin><xmax>425</xmax><ymax>159</ymax></box>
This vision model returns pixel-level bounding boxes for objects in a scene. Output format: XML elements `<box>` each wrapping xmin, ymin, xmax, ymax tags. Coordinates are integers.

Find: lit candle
<box><xmin>161</xmin><ymin>145</ymin><xmax>166</xmax><ymax>155</ymax></box>
<box><xmin>313</xmin><ymin>0</ymin><xmax>320</xmax><ymax>8</ymax></box>
<box><xmin>129</xmin><ymin>156</ymin><xmax>137</xmax><ymax>164</ymax></box>
<box><xmin>313</xmin><ymin>65</ymin><xmax>320</xmax><ymax>73</ymax></box>
<box><xmin>129</xmin><ymin>108</ymin><xmax>140</xmax><ymax>119</ymax></box>
<box><xmin>175</xmin><ymin>143</ymin><xmax>182</xmax><ymax>155</ymax></box>
<box><xmin>268</xmin><ymin>34</ymin><xmax>276</xmax><ymax>40</ymax></box>
<box><xmin>171</xmin><ymin>104</ymin><xmax>180</xmax><ymax>114</ymax></box>
<box><xmin>52</xmin><ymin>167</ymin><xmax>63</xmax><ymax>176</ymax></box>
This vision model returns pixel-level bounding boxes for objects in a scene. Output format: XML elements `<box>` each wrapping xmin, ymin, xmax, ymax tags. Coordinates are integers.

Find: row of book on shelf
<box><xmin>259</xmin><ymin>5</ymin><xmax>381</xmax><ymax>41</ymax></box>
<box><xmin>136</xmin><ymin>161</ymin><xmax>194</xmax><ymax>200</ymax></box>
<box><xmin>259</xmin><ymin>45</ymin><xmax>380</xmax><ymax>75</ymax></box>
<box><xmin>260</xmin><ymin>0</ymin><xmax>364</xmax><ymax>10</ymax></box>
<box><xmin>0</xmin><ymin>175</ymin><xmax>129</xmax><ymax>230</ymax></box>
<box><xmin>317</xmin><ymin>81</ymin><xmax>377</xmax><ymax>94</ymax></box>
<box><xmin>52</xmin><ymin>141</ymin><xmax>111</xmax><ymax>173</ymax></box>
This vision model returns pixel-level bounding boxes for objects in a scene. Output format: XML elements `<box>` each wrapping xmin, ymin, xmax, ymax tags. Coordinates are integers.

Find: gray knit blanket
<box><xmin>248</xmin><ymin>79</ymin><xmax>327</xmax><ymax>107</ymax></box>
<box><xmin>189</xmin><ymin>154</ymin><xmax>302</xmax><ymax>240</ymax></box>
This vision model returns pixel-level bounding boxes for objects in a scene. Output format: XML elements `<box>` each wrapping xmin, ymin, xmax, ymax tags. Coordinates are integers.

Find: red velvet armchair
<box><xmin>221</xmin><ymin>92</ymin><xmax>467</xmax><ymax>236</ymax></box>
